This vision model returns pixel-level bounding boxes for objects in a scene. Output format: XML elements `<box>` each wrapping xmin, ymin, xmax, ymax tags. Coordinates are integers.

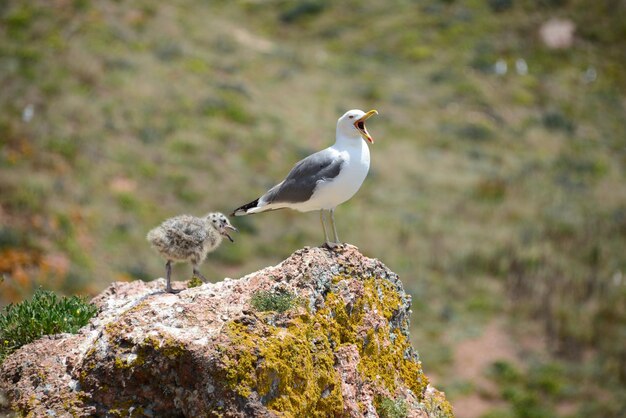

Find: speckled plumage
<box><xmin>147</xmin><ymin>212</ymin><xmax>236</xmax><ymax>293</ymax></box>
<box><xmin>148</xmin><ymin>215</ymin><xmax>219</xmax><ymax>265</ymax></box>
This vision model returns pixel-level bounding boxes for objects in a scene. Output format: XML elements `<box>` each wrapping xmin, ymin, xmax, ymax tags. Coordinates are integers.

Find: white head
<box><xmin>336</xmin><ymin>109</ymin><xmax>378</xmax><ymax>143</ymax></box>
<box><xmin>206</xmin><ymin>212</ymin><xmax>238</xmax><ymax>242</ymax></box>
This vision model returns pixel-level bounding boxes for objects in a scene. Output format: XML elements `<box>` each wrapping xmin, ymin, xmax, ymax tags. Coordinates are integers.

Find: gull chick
<box><xmin>147</xmin><ymin>212</ymin><xmax>237</xmax><ymax>293</ymax></box>
<box><xmin>232</xmin><ymin>109</ymin><xmax>378</xmax><ymax>248</ymax></box>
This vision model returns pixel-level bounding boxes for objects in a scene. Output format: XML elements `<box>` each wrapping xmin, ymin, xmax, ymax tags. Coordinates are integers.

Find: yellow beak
<box><xmin>354</xmin><ymin>109</ymin><xmax>378</xmax><ymax>143</ymax></box>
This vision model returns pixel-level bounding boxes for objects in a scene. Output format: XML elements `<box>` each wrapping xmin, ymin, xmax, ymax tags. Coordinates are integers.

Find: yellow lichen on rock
<box><xmin>359</xmin><ymin>327</ymin><xmax>427</xmax><ymax>396</ymax></box>
<box><xmin>324</xmin><ymin>291</ymin><xmax>362</xmax><ymax>344</ymax></box>
<box><xmin>422</xmin><ymin>386</ymin><xmax>454</xmax><ymax>418</ymax></box>
<box><xmin>224</xmin><ymin>318</ymin><xmax>343</xmax><ymax>417</ymax></box>
<box><xmin>224</xmin><ymin>274</ymin><xmax>429</xmax><ymax>416</ymax></box>
<box><xmin>0</xmin><ymin>246</ymin><xmax>451</xmax><ymax>417</ymax></box>
<box><xmin>222</xmin><ymin>323</ymin><xmax>259</xmax><ymax>398</ymax></box>
<box><xmin>362</xmin><ymin>277</ymin><xmax>403</xmax><ymax>321</ymax></box>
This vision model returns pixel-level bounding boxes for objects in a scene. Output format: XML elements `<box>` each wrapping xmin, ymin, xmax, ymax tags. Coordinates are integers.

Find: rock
<box><xmin>0</xmin><ymin>246</ymin><xmax>453</xmax><ymax>417</ymax></box>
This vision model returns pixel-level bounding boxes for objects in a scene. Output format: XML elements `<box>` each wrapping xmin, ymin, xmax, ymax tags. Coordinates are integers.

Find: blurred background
<box><xmin>1</xmin><ymin>0</ymin><xmax>625</xmax><ymax>416</ymax></box>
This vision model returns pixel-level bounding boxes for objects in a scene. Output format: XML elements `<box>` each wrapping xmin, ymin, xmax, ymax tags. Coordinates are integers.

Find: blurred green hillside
<box><xmin>1</xmin><ymin>0</ymin><xmax>625</xmax><ymax>417</ymax></box>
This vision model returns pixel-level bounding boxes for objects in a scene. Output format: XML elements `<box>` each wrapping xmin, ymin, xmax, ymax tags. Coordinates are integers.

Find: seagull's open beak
<box><xmin>222</xmin><ymin>224</ymin><xmax>238</xmax><ymax>243</ymax></box>
<box><xmin>354</xmin><ymin>109</ymin><xmax>378</xmax><ymax>144</ymax></box>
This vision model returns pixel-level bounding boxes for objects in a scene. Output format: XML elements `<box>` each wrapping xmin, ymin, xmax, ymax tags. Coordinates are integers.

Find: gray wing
<box><xmin>262</xmin><ymin>149</ymin><xmax>345</xmax><ymax>204</ymax></box>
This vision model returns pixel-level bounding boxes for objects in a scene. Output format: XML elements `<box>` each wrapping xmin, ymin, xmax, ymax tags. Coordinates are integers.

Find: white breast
<box><xmin>303</xmin><ymin>139</ymin><xmax>370</xmax><ymax>211</ymax></box>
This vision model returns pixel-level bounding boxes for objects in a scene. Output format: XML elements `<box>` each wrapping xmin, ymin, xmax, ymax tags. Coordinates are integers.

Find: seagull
<box><xmin>147</xmin><ymin>212</ymin><xmax>237</xmax><ymax>293</ymax></box>
<box><xmin>232</xmin><ymin>109</ymin><xmax>378</xmax><ymax>248</ymax></box>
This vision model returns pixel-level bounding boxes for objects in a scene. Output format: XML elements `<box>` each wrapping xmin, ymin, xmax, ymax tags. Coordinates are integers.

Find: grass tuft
<box><xmin>187</xmin><ymin>276</ymin><xmax>203</xmax><ymax>288</ymax></box>
<box><xmin>0</xmin><ymin>289</ymin><xmax>97</xmax><ymax>363</ymax></box>
<box><xmin>377</xmin><ymin>397</ymin><xmax>408</xmax><ymax>418</ymax></box>
<box><xmin>250</xmin><ymin>289</ymin><xmax>299</xmax><ymax>313</ymax></box>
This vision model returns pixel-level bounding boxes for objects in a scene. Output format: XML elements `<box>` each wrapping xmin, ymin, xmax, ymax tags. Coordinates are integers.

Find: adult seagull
<box><xmin>232</xmin><ymin>109</ymin><xmax>378</xmax><ymax>248</ymax></box>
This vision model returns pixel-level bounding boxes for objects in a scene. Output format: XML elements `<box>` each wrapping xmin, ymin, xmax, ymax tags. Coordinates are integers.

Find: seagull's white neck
<box><xmin>334</xmin><ymin>131</ymin><xmax>365</xmax><ymax>149</ymax></box>
<box><xmin>333</xmin><ymin>131</ymin><xmax>370</xmax><ymax>171</ymax></box>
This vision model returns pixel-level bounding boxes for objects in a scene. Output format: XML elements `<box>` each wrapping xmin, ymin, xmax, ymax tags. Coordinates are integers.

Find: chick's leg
<box><xmin>192</xmin><ymin>265</ymin><xmax>208</xmax><ymax>283</ymax></box>
<box><xmin>165</xmin><ymin>260</ymin><xmax>181</xmax><ymax>293</ymax></box>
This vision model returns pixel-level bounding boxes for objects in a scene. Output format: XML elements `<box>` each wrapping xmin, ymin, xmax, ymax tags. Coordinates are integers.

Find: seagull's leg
<box><xmin>165</xmin><ymin>260</ymin><xmax>181</xmax><ymax>294</ymax></box>
<box><xmin>330</xmin><ymin>208</ymin><xmax>341</xmax><ymax>245</ymax></box>
<box><xmin>320</xmin><ymin>210</ymin><xmax>329</xmax><ymax>243</ymax></box>
<box><xmin>192</xmin><ymin>265</ymin><xmax>208</xmax><ymax>283</ymax></box>
<box><xmin>320</xmin><ymin>210</ymin><xmax>336</xmax><ymax>248</ymax></box>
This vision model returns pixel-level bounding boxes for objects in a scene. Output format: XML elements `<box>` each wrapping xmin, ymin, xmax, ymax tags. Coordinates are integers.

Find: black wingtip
<box><xmin>232</xmin><ymin>198</ymin><xmax>259</xmax><ymax>217</ymax></box>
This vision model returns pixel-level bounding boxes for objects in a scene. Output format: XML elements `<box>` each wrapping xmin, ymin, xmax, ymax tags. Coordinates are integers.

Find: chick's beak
<box><xmin>354</xmin><ymin>109</ymin><xmax>378</xmax><ymax>143</ymax></box>
<box><xmin>223</xmin><ymin>224</ymin><xmax>238</xmax><ymax>243</ymax></box>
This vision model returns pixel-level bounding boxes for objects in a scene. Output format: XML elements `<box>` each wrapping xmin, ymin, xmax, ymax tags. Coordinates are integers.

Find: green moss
<box><xmin>223</xmin><ymin>276</ymin><xmax>429</xmax><ymax>417</ymax></box>
<box><xmin>187</xmin><ymin>276</ymin><xmax>203</xmax><ymax>288</ymax></box>
<box><xmin>250</xmin><ymin>289</ymin><xmax>300</xmax><ymax>313</ymax></box>
<box><xmin>377</xmin><ymin>397</ymin><xmax>409</xmax><ymax>418</ymax></box>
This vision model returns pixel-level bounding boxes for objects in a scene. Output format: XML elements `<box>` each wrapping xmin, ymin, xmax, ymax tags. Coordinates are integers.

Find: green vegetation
<box><xmin>0</xmin><ymin>289</ymin><xmax>97</xmax><ymax>362</ymax></box>
<box><xmin>1</xmin><ymin>0</ymin><xmax>625</xmax><ymax>415</ymax></box>
<box><xmin>377</xmin><ymin>397</ymin><xmax>409</xmax><ymax>418</ymax></box>
<box><xmin>250</xmin><ymin>289</ymin><xmax>299</xmax><ymax>313</ymax></box>
<box><xmin>483</xmin><ymin>360</ymin><xmax>592</xmax><ymax>418</ymax></box>
<box><xmin>187</xmin><ymin>276</ymin><xmax>203</xmax><ymax>288</ymax></box>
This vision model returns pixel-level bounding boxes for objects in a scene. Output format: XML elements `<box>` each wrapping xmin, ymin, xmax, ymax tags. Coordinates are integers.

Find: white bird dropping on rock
<box><xmin>147</xmin><ymin>212</ymin><xmax>237</xmax><ymax>293</ymax></box>
<box><xmin>232</xmin><ymin>109</ymin><xmax>378</xmax><ymax>248</ymax></box>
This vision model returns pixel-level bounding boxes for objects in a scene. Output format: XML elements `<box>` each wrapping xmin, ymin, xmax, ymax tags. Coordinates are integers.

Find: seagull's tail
<box><xmin>231</xmin><ymin>198</ymin><xmax>260</xmax><ymax>217</ymax></box>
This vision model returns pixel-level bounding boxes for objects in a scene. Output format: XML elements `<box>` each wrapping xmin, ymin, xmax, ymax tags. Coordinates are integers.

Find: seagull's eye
<box><xmin>349</xmin><ymin>115</ymin><xmax>354</xmax><ymax>119</ymax></box>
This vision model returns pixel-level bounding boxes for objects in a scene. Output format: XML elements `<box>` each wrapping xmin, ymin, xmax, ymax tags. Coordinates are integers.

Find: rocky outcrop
<box><xmin>0</xmin><ymin>246</ymin><xmax>453</xmax><ymax>417</ymax></box>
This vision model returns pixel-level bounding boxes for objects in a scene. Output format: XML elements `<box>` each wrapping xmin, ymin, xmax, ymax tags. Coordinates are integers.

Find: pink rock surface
<box><xmin>0</xmin><ymin>246</ymin><xmax>452</xmax><ymax>417</ymax></box>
